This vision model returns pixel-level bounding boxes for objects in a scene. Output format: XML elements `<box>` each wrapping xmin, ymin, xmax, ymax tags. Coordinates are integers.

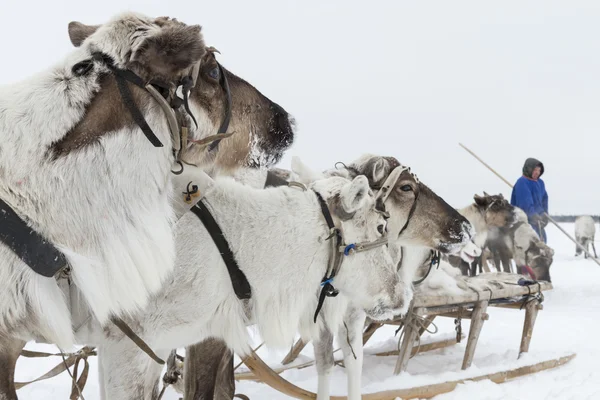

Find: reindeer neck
<box><xmin>200</xmin><ymin>179</ymin><xmax>334</xmax><ymax>348</ymax></box>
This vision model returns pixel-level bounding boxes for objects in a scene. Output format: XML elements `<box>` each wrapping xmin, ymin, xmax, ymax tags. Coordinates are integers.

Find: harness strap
<box><xmin>190</xmin><ymin>199</ymin><xmax>252</xmax><ymax>300</ymax></box>
<box><xmin>208</xmin><ymin>63</ymin><xmax>233</xmax><ymax>152</ymax></box>
<box><xmin>314</xmin><ymin>191</ymin><xmax>336</xmax><ymax>230</ymax></box>
<box><xmin>313</xmin><ymin>191</ymin><xmax>341</xmax><ymax>323</ymax></box>
<box><xmin>110</xmin><ymin>317</ymin><xmax>165</xmax><ymax>365</ymax></box>
<box><xmin>412</xmin><ymin>251</ymin><xmax>440</xmax><ymax>285</ymax></box>
<box><xmin>112</xmin><ymin>69</ymin><xmax>165</xmax><ymax>148</ymax></box>
<box><xmin>398</xmin><ymin>189</ymin><xmax>419</xmax><ymax>238</ymax></box>
<box><xmin>0</xmin><ymin>198</ymin><xmax>67</xmax><ymax>277</ymax></box>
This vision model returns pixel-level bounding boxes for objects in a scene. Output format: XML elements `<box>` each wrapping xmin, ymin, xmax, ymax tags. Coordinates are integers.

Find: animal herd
<box><xmin>0</xmin><ymin>11</ymin><xmax>593</xmax><ymax>400</ymax></box>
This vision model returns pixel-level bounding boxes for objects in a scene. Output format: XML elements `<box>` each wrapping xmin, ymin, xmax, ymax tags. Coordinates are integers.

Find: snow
<box><xmin>14</xmin><ymin>221</ymin><xmax>600</xmax><ymax>399</ymax></box>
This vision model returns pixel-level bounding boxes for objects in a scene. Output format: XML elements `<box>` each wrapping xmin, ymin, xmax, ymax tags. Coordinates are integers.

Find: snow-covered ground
<box><xmin>15</xmin><ymin>222</ymin><xmax>600</xmax><ymax>399</ymax></box>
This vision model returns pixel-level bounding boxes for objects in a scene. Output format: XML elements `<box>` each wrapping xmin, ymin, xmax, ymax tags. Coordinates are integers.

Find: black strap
<box><xmin>90</xmin><ymin>52</ymin><xmax>164</xmax><ymax>148</ymax></box>
<box><xmin>191</xmin><ymin>200</ymin><xmax>252</xmax><ymax>300</ymax></box>
<box><xmin>0</xmin><ymin>198</ymin><xmax>67</xmax><ymax>277</ymax></box>
<box><xmin>113</xmin><ymin>70</ymin><xmax>164</xmax><ymax>148</ymax></box>
<box><xmin>314</xmin><ymin>191</ymin><xmax>336</xmax><ymax>231</ymax></box>
<box><xmin>397</xmin><ymin>190</ymin><xmax>420</xmax><ymax>238</ymax></box>
<box><xmin>312</xmin><ymin>191</ymin><xmax>341</xmax><ymax>323</ymax></box>
<box><xmin>208</xmin><ymin>63</ymin><xmax>232</xmax><ymax>152</ymax></box>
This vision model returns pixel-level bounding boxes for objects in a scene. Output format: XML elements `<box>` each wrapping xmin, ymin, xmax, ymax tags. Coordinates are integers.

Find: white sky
<box><xmin>3</xmin><ymin>1</ymin><xmax>599</xmax><ymax>214</ymax></box>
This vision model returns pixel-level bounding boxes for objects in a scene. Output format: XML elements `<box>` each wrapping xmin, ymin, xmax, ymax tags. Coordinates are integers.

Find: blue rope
<box><xmin>344</xmin><ymin>244</ymin><xmax>356</xmax><ymax>256</ymax></box>
<box><xmin>321</xmin><ymin>278</ymin><xmax>333</xmax><ymax>286</ymax></box>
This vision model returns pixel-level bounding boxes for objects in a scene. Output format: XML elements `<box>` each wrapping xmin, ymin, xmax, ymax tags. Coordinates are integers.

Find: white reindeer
<box><xmin>0</xmin><ymin>12</ymin><xmax>207</xmax><ymax>351</ymax></box>
<box><xmin>72</xmin><ymin>169</ymin><xmax>410</xmax><ymax>400</ymax></box>
<box><xmin>286</xmin><ymin>155</ymin><xmax>478</xmax><ymax>400</ymax></box>
<box><xmin>575</xmin><ymin>215</ymin><xmax>597</xmax><ymax>258</ymax></box>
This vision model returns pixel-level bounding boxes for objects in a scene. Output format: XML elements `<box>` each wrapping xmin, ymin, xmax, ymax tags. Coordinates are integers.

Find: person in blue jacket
<box><xmin>511</xmin><ymin>158</ymin><xmax>549</xmax><ymax>243</ymax></box>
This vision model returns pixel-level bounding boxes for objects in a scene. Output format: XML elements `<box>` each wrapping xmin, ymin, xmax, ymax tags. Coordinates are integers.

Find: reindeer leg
<box><xmin>314</xmin><ymin>326</ymin><xmax>334</xmax><ymax>400</ymax></box>
<box><xmin>470</xmin><ymin>260</ymin><xmax>477</xmax><ymax>277</ymax></box>
<box><xmin>183</xmin><ymin>338</ymin><xmax>234</xmax><ymax>400</ymax></box>
<box><xmin>592</xmin><ymin>242</ymin><xmax>598</xmax><ymax>258</ymax></box>
<box><xmin>338</xmin><ymin>308</ymin><xmax>366</xmax><ymax>400</ymax></box>
<box><xmin>0</xmin><ymin>336</ymin><xmax>25</xmax><ymax>400</ymax></box>
<box><xmin>101</xmin><ymin>339</ymin><xmax>167</xmax><ymax>400</ymax></box>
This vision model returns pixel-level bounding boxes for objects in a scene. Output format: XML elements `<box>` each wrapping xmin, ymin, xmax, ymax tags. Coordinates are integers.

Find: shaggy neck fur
<box><xmin>457</xmin><ymin>204</ymin><xmax>488</xmax><ymax>248</ymax></box>
<box><xmin>0</xmin><ymin>46</ymin><xmax>178</xmax><ymax>347</ymax></box>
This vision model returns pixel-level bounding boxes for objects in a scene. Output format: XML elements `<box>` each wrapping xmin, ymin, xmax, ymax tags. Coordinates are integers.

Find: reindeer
<box><xmin>575</xmin><ymin>215</ymin><xmax>597</xmax><ymax>258</ymax></box>
<box><xmin>70</xmin><ymin>171</ymin><xmax>410</xmax><ymax>400</ymax></box>
<box><xmin>484</xmin><ymin>207</ymin><xmax>554</xmax><ymax>281</ymax></box>
<box><xmin>448</xmin><ymin>192</ymin><xmax>518</xmax><ymax>276</ymax></box>
<box><xmin>0</xmin><ymin>14</ymin><xmax>296</xmax><ymax>399</ymax></box>
<box><xmin>181</xmin><ymin>154</ymin><xmax>478</xmax><ymax>400</ymax></box>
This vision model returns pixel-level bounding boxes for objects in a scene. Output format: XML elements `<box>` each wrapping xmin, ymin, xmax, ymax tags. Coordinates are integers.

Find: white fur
<box><xmin>290</xmin><ymin>155</ymin><xmax>474</xmax><ymax>400</ymax></box>
<box><xmin>0</xmin><ymin>12</ymin><xmax>205</xmax><ymax>348</ymax></box>
<box><xmin>78</xmin><ymin>173</ymin><xmax>406</xmax><ymax>400</ymax></box>
<box><xmin>457</xmin><ymin>204</ymin><xmax>490</xmax><ymax>249</ymax></box>
<box><xmin>575</xmin><ymin>215</ymin><xmax>596</xmax><ymax>256</ymax></box>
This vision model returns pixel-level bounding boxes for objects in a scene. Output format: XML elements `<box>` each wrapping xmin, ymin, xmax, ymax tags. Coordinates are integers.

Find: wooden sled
<box><xmin>247</xmin><ymin>274</ymin><xmax>560</xmax><ymax>399</ymax></box>
<box><xmin>241</xmin><ymin>350</ymin><xmax>575</xmax><ymax>400</ymax></box>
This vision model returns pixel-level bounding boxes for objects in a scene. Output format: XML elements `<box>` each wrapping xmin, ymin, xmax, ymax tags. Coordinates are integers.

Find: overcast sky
<box><xmin>3</xmin><ymin>1</ymin><xmax>598</xmax><ymax>214</ymax></box>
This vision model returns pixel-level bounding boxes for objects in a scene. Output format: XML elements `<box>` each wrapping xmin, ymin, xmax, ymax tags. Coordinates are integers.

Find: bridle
<box><xmin>88</xmin><ymin>49</ymin><xmax>233</xmax><ymax>175</ymax></box>
<box><xmin>371</xmin><ymin>165</ymin><xmax>442</xmax><ymax>286</ymax></box>
<box><xmin>311</xmin><ymin>190</ymin><xmax>389</xmax><ymax>323</ymax></box>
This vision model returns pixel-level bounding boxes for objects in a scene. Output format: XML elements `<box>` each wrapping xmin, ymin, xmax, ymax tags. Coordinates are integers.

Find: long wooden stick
<box><xmin>459</xmin><ymin>143</ymin><xmax>600</xmax><ymax>266</ymax></box>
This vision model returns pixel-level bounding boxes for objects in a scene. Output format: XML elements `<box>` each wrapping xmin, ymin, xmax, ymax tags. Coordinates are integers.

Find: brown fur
<box><xmin>0</xmin><ymin>338</ymin><xmax>25</xmax><ymax>400</ymax></box>
<box><xmin>130</xmin><ymin>23</ymin><xmax>204</xmax><ymax>85</ymax></box>
<box><xmin>474</xmin><ymin>192</ymin><xmax>515</xmax><ymax>229</ymax></box>
<box><xmin>388</xmin><ymin>173</ymin><xmax>470</xmax><ymax>252</ymax></box>
<box><xmin>51</xmin><ymin>17</ymin><xmax>206</xmax><ymax>157</ymax></box>
<box><xmin>50</xmin><ymin>75</ymin><xmax>149</xmax><ymax>157</ymax></box>
<box><xmin>67</xmin><ymin>22</ymin><xmax>100</xmax><ymax>47</ymax></box>
<box><xmin>69</xmin><ymin>17</ymin><xmax>205</xmax><ymax>85</ymax></box>
<box><xmin>183</xmin><ymin>338</ymin><xmax>235</xmax><ymax>400</ymax></box>
<box><xmin>185</xmin><ymin>52</ymin><xmax>295</xmax><ymax>170</ymax></box>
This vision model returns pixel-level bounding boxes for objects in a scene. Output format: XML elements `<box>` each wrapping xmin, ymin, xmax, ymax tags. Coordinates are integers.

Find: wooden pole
<box><xmin>459</xmin><ymin>143</ymin><xmax>600</xmax><ymax>266</ymax></box>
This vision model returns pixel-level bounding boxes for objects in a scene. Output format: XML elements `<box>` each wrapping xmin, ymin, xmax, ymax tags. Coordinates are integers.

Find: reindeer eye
<box><xmin>377</xmin><ymin>224</ymin><xmax>386</xmax><ymax>235</ymax></box>
<box><xmin>208</xmin><ymin>67</ymin><xmax>220</xmax><ymax>80</ymax></box>
<box><xmin>400</xmin><ymin>185</ymin><xmax>412</xmax><ymax>192</ymax></box>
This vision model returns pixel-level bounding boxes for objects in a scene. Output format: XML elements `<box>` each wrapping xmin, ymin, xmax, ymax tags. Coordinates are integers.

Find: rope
<box><xmin>343</xmin><ymin>321</ymin><xmax>357</xmax><ymax>360</ymax></box>
<box><xmin>395</xmin><ymin>311</ymin><xmax>439</xmax><ymax>359</ymax></box>
<box><xmin>16</xmin><ymin>346</ymin><xmax>96</xmax><ymax>399</ymax></box>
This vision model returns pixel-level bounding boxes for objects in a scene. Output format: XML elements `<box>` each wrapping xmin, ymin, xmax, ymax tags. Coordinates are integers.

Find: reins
<box><xmin>312</xmin><ymin>190</ymin><xmax>389</xmax><ymax>323</ymax></box>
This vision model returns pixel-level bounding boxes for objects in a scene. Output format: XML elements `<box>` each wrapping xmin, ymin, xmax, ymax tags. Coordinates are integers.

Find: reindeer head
<box><xmin>309</xmin><ymin>175</ymin><xmax>411</xmax><ymax>320</ymax></box>
<box><xmin>473</xmin><ymin>192</ymin><xmax>518</xmax><ymax>230</ymax></box>
<box><xmin>528</xmin><ymin>241</ymin><xmax>554</xmax><ymax>282</ymax></box>
<box><xmin>69</xmin><ymin>14</ymin><xmax>205</xmax><ymax>88</ymax></box>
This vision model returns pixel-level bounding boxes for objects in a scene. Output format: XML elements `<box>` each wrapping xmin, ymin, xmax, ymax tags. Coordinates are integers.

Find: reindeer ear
<box><xmin>483</xmin><ymin>191</ymin><xmax>490</xmax><ymax>197</ymax></box>
<box><xmin>291</xmin><ymin>156</ymin><xmax>324</xmax><ymax>183</ymax></box>
<box><xmin>371</xmin><ymin>158</ymin><xmax>389</xmax><ymax>184</ymax></box>
<box><xmin>340</xmin><ymin>175</ymin><xmax>370</xmax><ymax>214</ymax></box>
<box><xmin>474</xmin><ymin>194</ymin><xmax>489</xmax><ymax>207</ymax></box>
<box><xmin>68</xmin><ymin>21</ymin><xmax>100</xmax><ymax>47</ymax></box>
<box><xmin>132</xmin><ymin>24</ymin><xmax>205</xmax><ymax>77</ymax></box>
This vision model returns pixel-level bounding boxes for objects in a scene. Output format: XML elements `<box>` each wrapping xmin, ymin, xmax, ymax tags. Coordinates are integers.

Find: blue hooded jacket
<box><xmin>511</xmin><ymin>158</ymin><xmax>548</xmax><ymax>241</ymax></box>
